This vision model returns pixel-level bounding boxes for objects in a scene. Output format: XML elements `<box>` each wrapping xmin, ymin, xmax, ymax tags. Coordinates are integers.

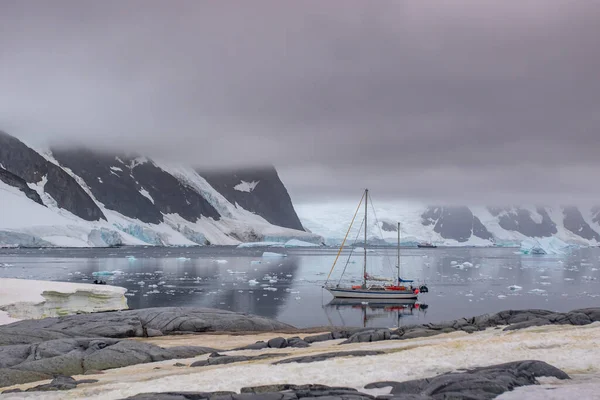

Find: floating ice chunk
<box><xmin>126</xmin><ymin>256</ymin><xmax>136</xmax><ymax>260</ymax></box>
<box><xmin>498</xmin><ymin>295</ymin><xmax>507</xmax><ymax>299</ymax></box>
<box><xmin>269</xmin><ymin>279</ymin><xmax>278</xmax><ymax>283</ymax></box>
<box><xmin>137</xmin><ymin>281</ymin><xmax>145</xmax><ymax>286</ymax></box>
<box><xmin>263</xmin><ymin>287</ymin><xmax>278</xmax><ymax>291</ymax></box>
<box><xmin>462</xmin><ymin>262</ymin><xmax>473</xmax><ymax>268</ymax></box>
<box><xmin>92</xmin><ymin>271</ymin><xmax>115</xmax><ymax>276</ymax></box>
<box><xmin>250</xmin><ymin>260</ymin><xmax>262</xmax><ymax>265</ymax></box>
<box><xmin>450</xmin><ymin>261</ymin><xmax>458</xmax><ymax>266</ymax></box>
<box><xmin>508</xmin><ymin>285</ymin><xmax>523</xmax><ymax>291</ymax></box>
<box><xmin>529</xmin><ymin>288</ymin><xmax>547</xmax><ymax>293</ymax></box>
<box><xmin>176</xmin><ymin>257</ymin><xmax>191</xmax><ymax>261</ymax></box>
<box><xmin>262</xmin><ymin>252</ymin><xmax>286</xmax><ymax>258</ymax></box>
<box><xmin>248</xmin><ymin>279</ymin><xmax>259</xmax><ymax>285</ymax></box>
<box><xmin>212</xmin><ymin>259</ymin><xmax>228</xmax><ymax>264</ymax></box>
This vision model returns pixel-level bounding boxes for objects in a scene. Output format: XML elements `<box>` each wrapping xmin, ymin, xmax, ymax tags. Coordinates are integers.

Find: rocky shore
<box><xmin>0</xmin><ymin>307</ymin><xmax>598</xmax><ymax>399</ymax></box>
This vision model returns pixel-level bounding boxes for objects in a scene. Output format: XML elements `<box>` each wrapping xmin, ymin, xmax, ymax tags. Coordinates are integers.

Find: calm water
<box><xmin>1</xmin><ymin>246</ymin><xmax>599</xmax><ymax>328</ymax></box>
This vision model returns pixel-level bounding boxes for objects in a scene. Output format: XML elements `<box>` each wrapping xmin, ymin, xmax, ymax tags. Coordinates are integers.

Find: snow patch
<box><xmin>234</xmin><ymin>180</ymin><xmax>259</xmax><ymax>193</ymax></box>
<box><xmin>139</xmin><ymin>188</ymin><xmax>155</xmax><ymax>204</ymax></box>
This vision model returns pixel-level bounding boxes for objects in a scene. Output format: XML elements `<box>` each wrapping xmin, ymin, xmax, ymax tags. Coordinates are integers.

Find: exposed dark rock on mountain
<box><xmin>51</xmin><ymin>148</ymin><xmax>221</xmax><ymax>224</ymax></box>
<box><xmin>200</xmin><ymin>166</ymin><xmax>304</xmax><ymax>230</ymax></box>
<box><xmin>0</xmin><ymin>167</ymin><xmax>43</xmax><ymax>205</ymax></box>
<box><xmin>562</xmin><ymin>206</ymin><xmax>600</xmax><ymax>241</ymax></box>
<box><xmin>0</xmin><ymin>131</ymin><xmax>106</xmax><ymax>221</ymax></box>
<box><xmin>422</xmin><ymin>206</ymin><xmax>492</xmax><ymax>242</ymax></box>
<box><xmin>488</xmin><ymin>206</ymin><xmax>557</xmax><ymax>237</ymax></box>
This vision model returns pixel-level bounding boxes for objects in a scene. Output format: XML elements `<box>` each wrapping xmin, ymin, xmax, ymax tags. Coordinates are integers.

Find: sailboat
<box><xmin>324</xmin><ymin>189</ymin><xmax>429</xmax><ymax>300</ymax></box>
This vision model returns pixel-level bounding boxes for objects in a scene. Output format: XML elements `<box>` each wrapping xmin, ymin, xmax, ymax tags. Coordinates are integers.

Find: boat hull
<box><xmin>326</xmin><ymin>287</ymin><xmax>418</xmax><ymax>300</ymax></box>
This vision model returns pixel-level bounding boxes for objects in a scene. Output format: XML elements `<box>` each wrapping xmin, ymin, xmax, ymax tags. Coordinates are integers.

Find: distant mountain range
<box><xmin>2</xmin><ymin>130</ymin><xmax>598</xmax><ymax>248</ymax></box>
<box><xmin>296</xmin><ymin>203</ymin><xmax>600</xmax><ymax>247</ymax></box>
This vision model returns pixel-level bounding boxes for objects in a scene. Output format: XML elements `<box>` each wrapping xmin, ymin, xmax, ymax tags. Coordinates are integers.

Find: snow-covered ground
<box><xmin>2</xmin><ymin>322</ymin><xmax>598</xmax><ymax>399</ymax></box>
<box><xmin>0</xmin><ymin>278</ymin><xmax>128</xmax><ymax>325</ymax></box>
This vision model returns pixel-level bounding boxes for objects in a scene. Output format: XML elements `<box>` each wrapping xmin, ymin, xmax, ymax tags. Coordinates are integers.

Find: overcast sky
<box><xmin>1</xmin><ymin>1</ymin><xmax>599</xmax><ymax>204</ymax></box>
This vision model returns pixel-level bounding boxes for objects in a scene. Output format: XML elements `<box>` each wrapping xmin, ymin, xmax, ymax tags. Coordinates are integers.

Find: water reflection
<box><xmin>323</xmin><ymin>298</ymin><xmax>429</xmax><ymax>328</ymax></box>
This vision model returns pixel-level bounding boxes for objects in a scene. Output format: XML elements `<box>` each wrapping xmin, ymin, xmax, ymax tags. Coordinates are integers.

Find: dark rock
<box><xmin>341</xmin><ymin>329</ymin><xmax>391</xmax><ymax>344</ymax></box>
<box><xmin>51</xmin><ymin>149</ymin><xmax>221</xmax><ymax>226</ymax></box>
<box><xmin>421</xmin><ymin>206</ymin><xmax>492</xmax><ymax>242</ymax></box>
<box><xmin>503</xmin><ymin>318</ymin><xmax>551</xmax><ymax>331</ymax></box>
<box><xmin>233</xmin><ymin>341</ymin><xmax>269</xmax><ymax>351</ymax></box>
<box><xmin>303</xmin><ymin>333</ymin><xmax>333</xmax><ymax>344</ymax></box>
<box><xmin>26</xmin><ymin>375</ymin><xmax>78</xmax><ymax>392</ymax></box>
<box><xmin>0</xmin><ymin>167</ymin><xmax>44</xmax><ymax>205</ymax></box>
<box><xmin>190</xmin><ymin>353</ymin><xmax>285</xmax><ymax>367</ymax></box>
<box><xmin>399</xmin><ymin>328</ymin><xmax>440</xmax><ymax>340</ymax></box>
<box><xmin>200</xmin><ymin>166</ymin><xmax>304</xmax><ymax>231</ymax></box>
<box><xmin>147</xmin><ymin>328</ymin><xmax>164</xmax><ymax>337</ymax></box>
<box><xmin>121</xmin><ymin>392</ymin><xmax>235</xmax><ymax>400</ymax></box>
<box><xmin>488</xmin><ymin>206</ymin><xmax>557</xmax><ymax>238</ymax></box>
<box><xmin>366</xmin><ymin>360</ymin><xmax>568</xmax><ymax>400</ymax></box>
<box><xmin>173</xmin><ymin>363</ymin><xmax>187</xmax><ymax>367</ymax></box>
<box><xmin>267</xmin><ymin>337</ymin><xmax>287</xmax><ymax>348</ymax></box>
<box><xmin>0</xmin><ymin>307</ymin><xmax>295</xmax><ymax>345</ymax></box>
<box><xmin>75</xmin><ymin>379</ymin><xmax>99</xmax><ymax>385</ymax></box>
<box><xmin>84</xmin><ymin>369</ymin><xmax>104</xmax><ymax>375</ymax></box>
<box><xmin>273</xmin><ymin>350</ymin><xmax>384</xmax><ymax>365</ymax></box>
<box><xmin>562</xmin><ymin>206</ymin><xmax>600</xmax><ymax>241</ymax></box>
<box><xmin>461</xmin><ymin>326</ymin><xmax>478</xmax><ymax>334</ymax></box>
<box><xmin>0</xmin><ymin>131</ymin><xmax>106</xmax><ymax>222</ymax></box>
<box><xmin>565</xmin><ymin>312</ymin><xmax>593</xmax><ymax>325</ymax></box>
<box><xmin>0</xmin><ymin>338</ymin><xmax>216</xmax><ymax>388</ymax></box>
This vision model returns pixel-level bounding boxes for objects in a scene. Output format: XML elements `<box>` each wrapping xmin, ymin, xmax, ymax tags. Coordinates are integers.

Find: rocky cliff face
<box><xmin>201</xmin><ymin>166</ymin><xmax>304</xmax><ymax>231</ymax></box>
<box><xmin>0</xmin><ymin>131</ymin><xmax>106</xmax><ymax>221</ymax></box>
<box><xmin>51</xmin><ymin>149</ymin><xmax>221</xmax><ymax>224</ymax></box>
<box><xmin>0</xmin><ymin>132</ymin><xmax>316</xmax><ymax>247</ymax></box>
<box><xmin>422</xmin><ymin>206</ymin><xmax>492</xmax><ymax>242</ymax></box>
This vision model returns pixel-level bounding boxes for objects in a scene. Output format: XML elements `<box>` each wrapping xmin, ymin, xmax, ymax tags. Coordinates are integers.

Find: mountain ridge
<box><xmin>0</xmin><ymin>131</ymin><xmax>316</xmax><ymax>247</ymax></box>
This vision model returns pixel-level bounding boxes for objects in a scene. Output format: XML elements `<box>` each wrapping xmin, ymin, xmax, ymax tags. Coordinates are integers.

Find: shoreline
<box><xmin>0</xmin><ymin>306</ymin><xmax>598</xmax><ymax>398</ymax></box>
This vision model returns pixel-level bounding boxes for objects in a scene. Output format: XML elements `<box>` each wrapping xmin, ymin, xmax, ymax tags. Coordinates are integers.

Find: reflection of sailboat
<box><xmin>324</xmin><ymin>189</ymin><xmax>428</xmax><ymax>299</ymax></box>
<box><xmin>324</xmin><ymin>299</ymin><xmax>429</xmax><ymax>328</ymax></box>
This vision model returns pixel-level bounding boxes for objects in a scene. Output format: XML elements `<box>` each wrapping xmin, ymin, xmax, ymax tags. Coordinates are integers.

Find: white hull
<box><xmin>326</xmin><ymin>287</ymin><xmax>418</xmax><ymax>300</ymax></box>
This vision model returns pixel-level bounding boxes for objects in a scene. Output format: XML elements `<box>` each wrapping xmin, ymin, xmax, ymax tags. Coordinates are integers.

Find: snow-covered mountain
<box><xmin>0</xmin><ymin>131</ymin><xmax>320</xmax><ymax>247</ymax></box>
<box><xmin>296</xmin><ymin>201</ymin><xmax>600</xmax><ymax>247</ymax></box>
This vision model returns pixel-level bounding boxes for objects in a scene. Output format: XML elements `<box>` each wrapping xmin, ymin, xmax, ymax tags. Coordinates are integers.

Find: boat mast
<box><xmin>363</xmin><ymin>188</ymin><xmax>368</xmax><ymax>288</ymax></box>
<box><xmin>397</xmin><ymin>222</ymin><xmax>401</xmax><ymax>285</ymax></box>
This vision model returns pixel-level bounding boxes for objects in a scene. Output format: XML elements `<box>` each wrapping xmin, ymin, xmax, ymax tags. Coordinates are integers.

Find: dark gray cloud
<box><xmin>1</xmin><ymin>0</ymin><xmax>599</xmax><ymax>204</ymax></box>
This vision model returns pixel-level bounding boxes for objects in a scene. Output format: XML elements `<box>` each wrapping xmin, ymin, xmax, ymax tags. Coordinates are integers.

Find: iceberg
<box><xmin>0</xmin><ymin>278</ymin><xmax>128</xmax><ymax>325</ymax></box>
<box><xmin>520</xmin><ymin>237</ymin><xmax>574</xmax><ymax>256</ymax></box>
